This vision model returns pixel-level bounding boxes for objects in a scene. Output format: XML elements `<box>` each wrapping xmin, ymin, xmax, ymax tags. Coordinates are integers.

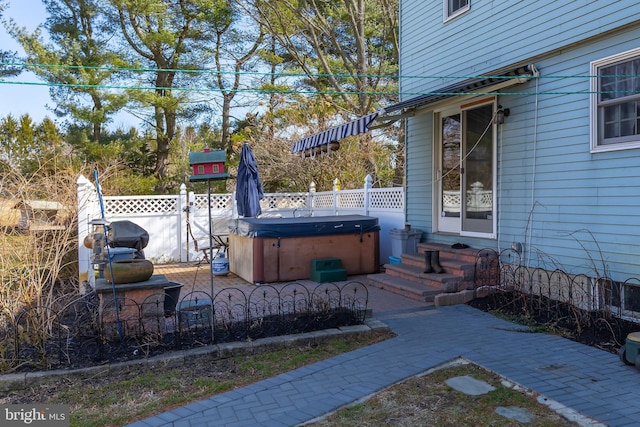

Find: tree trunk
<box><xmin>153</xmin><ymin>71</ymin><xmax>177</xmax><ymax>191</ymax></box>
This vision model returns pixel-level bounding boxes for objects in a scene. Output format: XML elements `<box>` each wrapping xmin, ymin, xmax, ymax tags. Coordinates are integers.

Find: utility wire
<box><xmin>2</xmin><ymin>60</ymin><xmax>638</xmax><ymax>80</ymax></box>
<box><xmin>2</xmin><ymin>61</ymin><xmax>637</xmax><ymax>96</ymax></box>
<box><xmin>0</xmin><ymin>79</ymin><xmax>631</xmax><ymax>97</ymax></box>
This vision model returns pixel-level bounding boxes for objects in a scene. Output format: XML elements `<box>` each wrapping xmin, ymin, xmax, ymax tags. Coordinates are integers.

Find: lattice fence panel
<box><xmin>442</xmin><ymin>190</ymin><xmax>492</xmax><ymax>213</ymax></box>
<box><xmin>369</xmin><ymin>188</ymin><xmax>404</xmax><ymax>210</ymax></box>
<box><xmin>192</xmin><ymin>194</ymin><xmax>234</xmax><ymax>210</ymax></box>
<box><xmin>260</xmin><ymin>193</ymin><xmax>309</xmax><ymax>209</ymax></box>
<box><xmin>105</xmin><ymin>196</ymin><xmax>179</xmax><ymax>215</ymax></box>
<box><xmin>337</xmin><ymin>191</ymin><xmax>364</xmax><ymax>208</ymax></box>
<box><xmin>312</xmin><ymin>193</ymin><xmax>335</xmax><ymax>208</ymax></box>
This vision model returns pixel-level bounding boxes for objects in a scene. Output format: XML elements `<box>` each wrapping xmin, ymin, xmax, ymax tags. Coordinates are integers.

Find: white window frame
<box><xmin>603</xmin><ymin>278</ymin><xmax>640</xmax><ymax>321</ymax></box>
<box><xmin>590</xmin><ymin>47</ymin><xmax>640</xmax><ymax>153</ymax></box>
<box><xmin>443</xmin><ymin>0</ymin><xmax>470</xmax><ymax>22</ymax></box>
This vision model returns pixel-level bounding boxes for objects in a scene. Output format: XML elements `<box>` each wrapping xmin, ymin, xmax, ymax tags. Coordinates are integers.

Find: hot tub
<box><xmin>229</xmin><ymin>215</ymin><xmax>380</xmax><ymax>283</ymax></box>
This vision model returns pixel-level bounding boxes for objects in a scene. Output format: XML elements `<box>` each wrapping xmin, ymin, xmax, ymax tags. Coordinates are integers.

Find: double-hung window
<box><xmin>591</xmin><ymin>48</ymin><xmax>640</xmax><ymax>152</ymax></box>
<box><xmin>444</xmin><ymin>0</ymin><xmax>469</xmax><ymax>21</ymax></box>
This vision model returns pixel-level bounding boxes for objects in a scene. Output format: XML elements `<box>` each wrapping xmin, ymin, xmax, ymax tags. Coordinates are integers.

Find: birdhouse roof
<box><xmin>189</xmin><ymin>149</ymin><xmax>226</xmax><ymax>165</ymax></box>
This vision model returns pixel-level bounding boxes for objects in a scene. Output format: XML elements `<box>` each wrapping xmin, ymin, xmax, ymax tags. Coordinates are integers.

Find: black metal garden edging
<box><xmin>0</xmin><ymin>281</ymin><xmax>369</xmax><ymax>373</ymax></box>
<box><xmin>4</xmin><ymin>251</ymin><xmax>640</xmax><ymax>373</ymax></box>
<box><xmin>471</xmin><ymin>247</ymin><xmax>640</xmax><ymax>353</ymax></box>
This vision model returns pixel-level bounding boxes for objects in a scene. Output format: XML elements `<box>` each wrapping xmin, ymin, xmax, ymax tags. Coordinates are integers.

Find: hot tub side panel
<box><xmin>231</xmin><ymin>231</ymin><xmax>379</xmax><ymax>283</ymax></box>
<box><xmin>229</xmin><ymin>233</ymin><xmax>266</xmax><ymax>283</ymax></box>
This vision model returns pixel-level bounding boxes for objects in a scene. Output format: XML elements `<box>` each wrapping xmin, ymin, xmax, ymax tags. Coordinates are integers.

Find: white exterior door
<box><xmin>435</xmin><ymin>100</ymin><xmax>496</xmax><ymax>238</ymax></box>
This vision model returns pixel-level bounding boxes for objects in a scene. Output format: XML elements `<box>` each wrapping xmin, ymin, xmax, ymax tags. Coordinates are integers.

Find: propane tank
<box><xmin>212</xmin><ymin>252</ymin><xmax>229</xmax><ymax>276</ymax></box>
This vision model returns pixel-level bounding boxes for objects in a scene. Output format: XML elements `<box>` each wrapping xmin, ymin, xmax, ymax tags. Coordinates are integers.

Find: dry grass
<box><xmin>0</xmin><ymin>167</ymin><xmax>81</xmax><ymax>374</ymax></box>
<box><xmin>306</xmin><ymin>360</ymin><xmax>581</xmax><ymax>427</ymax></box>
<box><xmin>1</xmin><ymin>333</ymin><xmax>584</xmax><ymax>427</ymax></box>
<box><xmin>1</xmin><ymin>332</ymin><xmax>393</xmax><ymax>427</ymax></box>
<box><xmin>0</xmin><ymin>168</ymin><xmax>80</xmax><ymax>311</ymax></box>
<box><xmin>0</xmin><ymin>199</ymin><xmax>20</xmax><ymax>227</ymax></box>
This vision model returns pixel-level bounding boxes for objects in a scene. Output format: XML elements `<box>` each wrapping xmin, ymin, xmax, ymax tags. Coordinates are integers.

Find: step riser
<box><xmin>417</xmin><ymin>243</ymin><xmax>480</xmax><ymax>264</ymax></box>
<box><xmin>384</xmin><ymin>265</ymin><xmax>472</xmax><ymax>292</ymax></box>
<box><xmin>385</xmin><ymin>269</ymin><xmax>448</xmax><ymax>289</ymax></box>
<box><xmin>369</xmin><ymin>275</ymin><xmax>474</xmax><ymax>299</ymax></box>
<box><xmin>374</xmin><ymin>243</ymin><xmax>487</xmax><ymax>303</ymax></box>
<box><xmin>385</xmin><ymin>266</ymin><xmax>438</xmax><ymax>283</ymax></box>
<box><xmin>406</xmin><ymin>245</ymin><xmax>480</xmax><ymax>263</ymax></box>
<box><xmin>368</xmin><ymin>277</ymin><xmax>436</xmax><ymax>302</ymax></box>
<box><xmin>437</xmin><ymin>253</ymin><xmax>477</xmax><ymax>264</ymax></box>
<box><xmin>400</xmin><ymin>256</ymin><xmax>475</xmax><ymax>279</ymax></box>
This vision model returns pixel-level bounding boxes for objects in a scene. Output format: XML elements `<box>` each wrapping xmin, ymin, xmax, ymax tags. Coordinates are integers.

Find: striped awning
<box><xmin>380</xmin><ymin>64</ymin><xmax>538</xmax><ymax>116</ymax></box>
<box><xmin>291</xmin><ymin>112</ymin><xmax>379</xmax><ymax>154</ymax></box>
<box><xmin>291</xmin><ymin>64</ymin><xmax>538</xmax><ymax>155</ymax></box>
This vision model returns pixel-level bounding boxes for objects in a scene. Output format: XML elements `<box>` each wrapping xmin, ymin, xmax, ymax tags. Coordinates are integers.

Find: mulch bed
<box><xmin>467</xmin><ymin>291</ymin><xmax>639</xmax><ymax>354</ymax></box>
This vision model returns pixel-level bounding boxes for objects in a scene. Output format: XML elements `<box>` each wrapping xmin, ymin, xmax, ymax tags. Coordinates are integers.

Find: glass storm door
<box><xmin>437</xmin><ymin>109</ymin><xmax>462</xmax><ymax>233</ymax></box>
<box><xmin>436</xmin><ymin>102</ymin><xmax>495</xmax><ymax>236</ymax></box>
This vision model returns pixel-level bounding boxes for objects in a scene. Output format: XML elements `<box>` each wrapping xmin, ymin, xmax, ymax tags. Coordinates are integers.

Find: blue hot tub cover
<box><xmin>232</xmin><ymin>215</ymin><xmax>380</xmax><ymax>238</ymax></box>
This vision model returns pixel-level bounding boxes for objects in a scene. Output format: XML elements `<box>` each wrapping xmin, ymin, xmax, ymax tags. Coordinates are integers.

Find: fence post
<box><xmin>179</xmin><ymin>184</ymin><xmax>188</xmax><ymax>262</ymax></box>
<box><xmin>188</xmin><ymin>191</ymin><xmax>195</xmax><ymax>262</ymax></box>
<box><xmin>363</xmin><ymin>174</ymin><xmax>372</xmax><ymax>216</ymax></box>
<box><xmin>77</xmin><ymin>174</ymin><xmax>100</xmax><ymax>292</ymax></box>
<box><xmin>308</xmin><ymin>181</ymin><xmax>316</xmax><ymax>214</ymax></box>
<box><xmin>231</xmin><ymin>191</ymin><xmax>237</xmax><ymax>218</ymax></box>
<box><xmin>332</xmin><ymin>178</ymin><xmax>340</xmax><ymax>215</ymax></box>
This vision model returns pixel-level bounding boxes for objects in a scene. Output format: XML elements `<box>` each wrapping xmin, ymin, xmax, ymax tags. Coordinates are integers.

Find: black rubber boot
<box><xmin>423</xmin><ymin>251</ymin><xmax>433</xmax><ymax>273</ymax></box>
<box><xmin>431</xmin><ymin>250</ymin><xmax>443</xmax><ymax>274</ymax></box>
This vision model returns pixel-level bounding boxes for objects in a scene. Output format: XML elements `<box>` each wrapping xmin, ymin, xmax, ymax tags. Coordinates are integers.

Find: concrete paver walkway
<box><xmin>128</xmin><ymin>302</ymin><xmax>639</xmax><ymax>427</ymax></box>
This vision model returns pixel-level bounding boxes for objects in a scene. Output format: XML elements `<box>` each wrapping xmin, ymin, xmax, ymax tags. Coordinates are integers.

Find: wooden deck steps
<box><xmin>366</xmin><ymin>272</ymin><xmax>443</xmax><ymax>302</ymax></box>
<box><xmin>368</xmin><ymin>242</ymin><xmax>482</xmax><ymax>305</ymax></box>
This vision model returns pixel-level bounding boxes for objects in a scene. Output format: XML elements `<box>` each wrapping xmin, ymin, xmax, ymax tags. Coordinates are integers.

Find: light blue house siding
<box><xmin>400</xmin><ymin>1</ymin><xmax>640</xmax><ymax>281</ymax></box>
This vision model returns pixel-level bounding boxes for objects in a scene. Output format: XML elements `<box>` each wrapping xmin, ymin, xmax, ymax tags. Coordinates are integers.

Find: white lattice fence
<box><xmin>442</xmin><ymin>190</ymin><xmax>492</xmax><ymax>213</ymax></box>
<box><xmin>104</xmin><ymin>195</ymin><xmax>184</xmax><ymax>265</ymax></box>
<box><xmin>78</xmin><ymin>174</ymin><xmax>405</xmax><ymax>286</ymax></box>
<box><xmin>311</xmin><ymin>192</ymin><xmax>335</xmax><ymax>209</ymax></box>
<box><xmin>191</xmin><ymin>193</ymin><xmax>234</xmax><ymax>210</ymax></box>
<box><xmin>104</xmin><ymin>196</ymin><xmax>179</xmax><ymax>215</ymax></box>
<box><xmin>338</xmin><ymin>190</ymin><xmax>365</xmax><ymax>208</ymax></box>
<box><xmin>260</xmin><ymin>193</ymin><xmax>309</xmax><ymax>211</ymax></box>
<box><xmin>369</xmin><ymin>188</ymin><xmax>404</xmax><ymax>210</ymax></box>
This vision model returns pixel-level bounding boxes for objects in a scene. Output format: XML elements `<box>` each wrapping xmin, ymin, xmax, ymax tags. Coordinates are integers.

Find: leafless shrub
<box><xmin>0</xmin><ymin>164</ymin><xmax>82</xmax><ymax>359</ymax></box>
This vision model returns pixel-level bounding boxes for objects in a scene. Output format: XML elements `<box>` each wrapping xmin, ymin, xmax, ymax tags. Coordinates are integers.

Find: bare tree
<box><xmin>247</xmin><ymin>0</ymin><xmax>398</xmax><ymax>116</ymax></box>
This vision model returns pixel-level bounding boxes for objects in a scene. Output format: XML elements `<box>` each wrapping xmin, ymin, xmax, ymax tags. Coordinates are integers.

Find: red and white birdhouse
<box><xmin>189</xmin><ymin>147</ymin><xmax>229</xmax><ymax>182</ymax></box>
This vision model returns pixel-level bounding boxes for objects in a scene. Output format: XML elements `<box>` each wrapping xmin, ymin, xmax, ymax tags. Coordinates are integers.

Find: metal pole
<box><xmin>94</xmin><ymin>168</ymin><xmax>123</xmax><ymax>342</ymax></box>
<box><xmin>208</xmin><ymin>179</ymin><xmax>215</xmax><ymax>342</ymax></box>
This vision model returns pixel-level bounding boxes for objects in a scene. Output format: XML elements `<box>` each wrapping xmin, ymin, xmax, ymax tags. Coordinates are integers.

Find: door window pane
<box><xmin>441</xmin><ymin>114</ymin><xmax>461</xmax><ymax>218</ymax></box>
<box><xmin>462</xmin><ymin>104</ymin><xmax>494</xmax><ymax>234</ymax></box>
